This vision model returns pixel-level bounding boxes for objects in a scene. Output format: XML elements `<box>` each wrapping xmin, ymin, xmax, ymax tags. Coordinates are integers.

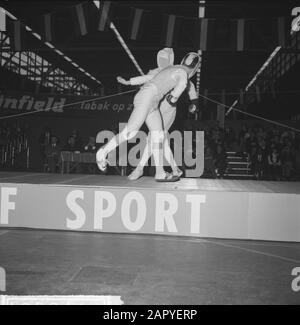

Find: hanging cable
<box><xmin>197</xmin><ymin>92</ymin><xmax>300</xmax><ymax>133</ymax></box>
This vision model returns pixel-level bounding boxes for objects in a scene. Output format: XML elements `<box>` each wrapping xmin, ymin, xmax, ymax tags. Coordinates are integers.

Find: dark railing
<box><xmin>0</xmin><ymin>135</ymin><xmax>30</xmax><ymax>169</ymax></box>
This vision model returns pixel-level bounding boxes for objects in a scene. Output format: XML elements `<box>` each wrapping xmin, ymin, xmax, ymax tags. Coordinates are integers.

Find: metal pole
<box><xmin>109</xmin><ymin>22</ymin><xmax>144</xmax><ymax>75</ymax></box>
<box><xmin>226</xmin><ymin>46</ymin><xmax>282</xmax><ymax>117</ymax></box>
<box><xmin>196</xmin><ymin>0</ymin><xmax>206</xmax><ymax>121</ymax></box>
<box><xmin>26</xmin><ymin>147</ymin><xmax>29</xmax><ymax>169</ymax></box>
<box><xmin>94</xmin><ymin>1</ymin><xmax>144</xmax><ymax>75</ymax></box>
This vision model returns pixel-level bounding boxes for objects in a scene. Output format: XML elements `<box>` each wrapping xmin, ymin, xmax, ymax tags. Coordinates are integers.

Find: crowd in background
<box><xmin>1</xmin><ymin>120</ymin><xmax>300</xmax><ymax>181</ymax></box>
<box><xmin>39</xmin><ymin>127</ymin><xmax>98</xmax><ymax>174</ymax></box>
<box><xmin>0</xmin><ymin>121</ymin><xmax>30</xmax><ymax>169</ymax></box>
<box><xmin>198</xmin><ymin>123</ymin><xmax>300</xmax><ymax>181</ymax></box>
<box><xmin>0</xmin><ymin>121</ymin><xmax>29</xmax><ymax>146</ymax></box>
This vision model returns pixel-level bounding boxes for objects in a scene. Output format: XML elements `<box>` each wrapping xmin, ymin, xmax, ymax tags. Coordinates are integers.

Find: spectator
<box><xmin>44</xmin><ymin>135</ymin><xmax>61</xmax><ymax>173</ymax></box>
<box><xmin>62</xmin><ymin>136</ymin><xmax>82</xmax><ymax>173</ymax></box>
<box><xmin>214</xmin><ymin>144</ymin><xmax>226</xmax><ymax>178</ymax></box>
<box><xmin>267</xmin><ymin>148</ymin><xmax>281</xmax><ymax>180</ymax></box>
<box><xmin>83</xmin><ymin>136</ymin><xmax>97</xmax><ymax>153</ymax></box>
<box><xmin>257</xmin><ymin>126</ymin><xmax>266</xmax><ymax>140</ymax></box>
<box><xmin>239</xmin><ymin>124</ymin><xmax>248</xmax><ymax>152</ymax></box>
<box><xmin>83</xmin><ymin>136</ymin><xmax>97</xmax><ymax>174</ymax></box>
<box><xmin>246</xmin><ymin>133</ymin><xmax>258</xmax><ymax>160</ymax></box>
<box><xmin>244</xmin><ymin>129</ymin><xmax>255</xmax><ymax>158</ymax></box>
<box><xmin>224</xmin><ymin>126</ymin><xmax>236</xmax><ymax>150</ymax></box>
<box><xmin>71</xmin><ymin>129</ymin><xmax>83</xmax><ymax>150</ymax></box>
<box><xmin>281</xmin><ymin>145</ymin><xmax>295</xmax><ymax>181</ymax></box>
<box><xmin>204</xmin><ymin>147</ymin><xmax>216</xmax><ymax>178</ymax></box>
<box><xmin>252</xmin><ymin>147</ymin><xmax>268</xmax><ymax>180</ymax></box>
<box><xmin>63</xmin><ymin>136</ymin><xmax>81</xmax><ymax>152</ymax></box>
<box><xmin>39</xmin><ymin>127</ymin><xmax>52</xmax><ymax>165</ymax></box>
<box><xmin>0</xmin><ymin>121</ymin><xmax>29</xmax><ymax>169</ymax></box>
<box><xmin>197</xmin><ymin>122</ymin><xmax>299</xmax><ymax>181</ymax></box>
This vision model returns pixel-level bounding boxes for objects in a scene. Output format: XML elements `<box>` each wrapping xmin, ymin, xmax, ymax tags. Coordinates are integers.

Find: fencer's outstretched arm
<box><xmin>170</xmin><ymin>70</ymin><xmax>188</xmax><ymax>99</ymax></box>
<box><xmin>128</xmin><ymin>68</ymin><xmax>159</xmax><ymax>86</ymax></box>
<box><xmin>129</xmin><ymin>75</ymin><xmax>154</xmax><ymax>86</ymax></box>
<box><xmin>116</xmin><ymin>71</ymin><xmax>156</xmax><ymax>87</ymax></box>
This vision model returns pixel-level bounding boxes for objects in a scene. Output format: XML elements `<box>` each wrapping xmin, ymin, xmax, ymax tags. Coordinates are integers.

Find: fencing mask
<box><xmin>157</xmin><ymin>48</ymin><xmax>174</xmax><ymax>69</ymax></box>
<box><xmin>180</xmin><ymin>52</ymin><xmax>201</xmax><ymax>78</ymax></box>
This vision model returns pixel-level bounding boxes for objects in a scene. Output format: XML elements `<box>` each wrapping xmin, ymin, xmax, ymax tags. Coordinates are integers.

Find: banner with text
<box><xmin>0</xmin><ymin>183</ymin><xmax>299</xmax><ymax>242</ymax></box>
<box><xmin>0</xmin><ymin>91</ymin><xmax>135</xmax><ymax>119</ymax></box>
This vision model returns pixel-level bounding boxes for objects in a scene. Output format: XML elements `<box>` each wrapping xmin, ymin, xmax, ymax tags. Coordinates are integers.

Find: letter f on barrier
<box><xmin>0</xmin><ymin>267</ymin><xmax>6</xmax><ymax>292</ymax></box>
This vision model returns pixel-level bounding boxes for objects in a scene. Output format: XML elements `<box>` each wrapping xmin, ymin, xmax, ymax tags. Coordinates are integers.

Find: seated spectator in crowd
<box><xmin>272</xmin><ymin>135</ymin><xmax>281</xmax><ymax>152</ymax></box>
<box><xmin>258</xmin><ymin>137</ymin><xmax>267</xmax><ymax>152</ymax></box>
<box><xmin>62</xmin><ymin>136</ymin><xmax>83</xmax><ymax>173</ymax></box>
<box><xmin>210</xmin><ymin>127</ymin><xmax>220</xmax><ymax>151</ymax></box>
<box><xmin>196</xmin><ymin>122</ymin><xmax>300</xmax><ymax>181</ymax></box>
<box><xmin>83</xmin><ymin>136</ymin><xmax>97</xmax><ymax>153</ymax></box>
<box><xmin>214</xmin><ymin>144</ymin><xmax>226</xmax><ymax>178</ymax></box>
<box><xmin>63</xmin><ymin>136</ymin><xmax>82</xmax><ymax>152</ymax></box>
<box><xmin>204</xmin><ymin>147</ymin><xmax>216</xmax><ymax>178</ymax></box>
<box><xmin>224</xmin><ymin>126</ymin><xmax>236</xmax><ymax>150</ymax></box>
<box><xmin>39</xmin><ymin>127</ymin><xmax>52</xmax><ymax>165</ymax></box>
<box><xmin>0</xmin><ymin>121</ymin><xmax>29</xmax><ymax>169</ymax></box>
<box><xmin>248</xmin><ymin>140</ymin><xmax>258</xmax><ymax>161</ymax></box>
<box><xmin>267</xmin><ymin>147</ymin><xmax>281</xmax><ymax>180</ymax></box>
<box><xmin>71</xmin><ymin>129</ymin><xmax>83</xmax><ymax>150</ymax></box>
<box><xmin>207</xmin><ymin>123</ymin><xmax>299</xmax><ymax>180</ymax></box>
<box><xmin>281</xmin><ymin>145</ymin><xmax>295</xmax><ymax>181</ymax></box>
<box><xmin>44</xmin><ymin>135</ymin><xmax>61</xmax><ymax>173</ymax></box>
<box><xmin>249</xmin><ymin>144</ymin><xmax>257</xmax><ymax>164</ymax></box>
<box><xmin>257</xmin><ymin>126</ymin><xmax>266</xmax><ymax>140</ymax></box>
<box><xmin>239</xmin><ymin>124</ymin><xmax>249</xmax><ymax>153</ymax></box>
<box><xmin>252</xmin><ymin>147</ymin><xmax>268</xmax><ymax>180</ymax></box>
<box><xmin>83</xmin><ymin>136</ymin><xmax>97</xmax><ymax>174</ymax></box>
<box><xmin>0</xmin><ymin>123</ymin><xmax>9</xmax><ymax>147</ymax></box>
<box><xmin>245</xmin><ymin>129</ymin><xmax>257</xmax><ymax>159</ymax></box>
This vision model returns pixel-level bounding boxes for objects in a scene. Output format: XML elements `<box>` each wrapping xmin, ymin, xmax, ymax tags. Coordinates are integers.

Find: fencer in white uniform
<box><xmin>121</xmin><ymin>49</ymin><xmax>199</xmax><ymax>181</ymax></box>
<box><xmin>96</xmin><ymin>52</ymin><xmax>201</xmax><ymax>182</ymax></box>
